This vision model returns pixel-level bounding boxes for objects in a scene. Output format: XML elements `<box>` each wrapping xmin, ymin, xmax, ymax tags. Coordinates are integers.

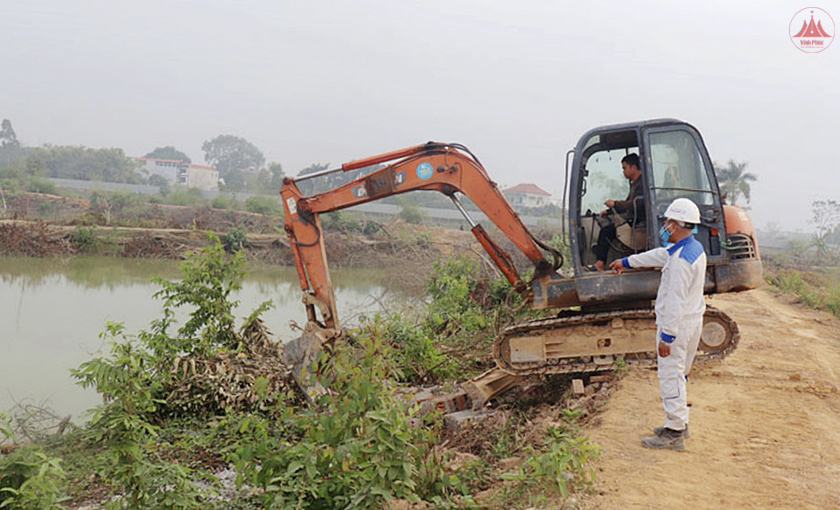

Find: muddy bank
<box><xmin>0</xmin><ymin>218</ymin><xmax>472</xmax><ymax>263</ymax></box>
<box><xmin>0</xmin><ymin>191</ymin><xmax>541</xmax><ymax>294</ymax></box>
<box><xmin>0</xmin><ymin>218</ymin><xmax>490</xmax><ymax>299</ymax></box>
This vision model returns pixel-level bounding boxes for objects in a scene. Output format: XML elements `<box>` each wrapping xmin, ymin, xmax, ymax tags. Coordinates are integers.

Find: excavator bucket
<box><xmin>281</xmin><ymin>324</ymin><xmax>337</xmax><ymax>400</ymax></box>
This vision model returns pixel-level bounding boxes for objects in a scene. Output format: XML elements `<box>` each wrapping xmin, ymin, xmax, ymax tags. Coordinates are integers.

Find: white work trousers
<box><xmin>656</xmin><ymin>319</ymin><xmax>703</xmax><ymax>431</ymax></box>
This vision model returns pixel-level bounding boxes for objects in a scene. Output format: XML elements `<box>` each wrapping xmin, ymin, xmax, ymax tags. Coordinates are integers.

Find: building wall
<box><xmin>137</xmin><ymin>159</ymin><xmax>219</xmax><ymax>191</ymax></box>
<box><xmin>187</xmin><ymin>166</ymin><xmax>220</xmax><ymax>191</ymax></box>
<box><xmin>139</xmin><ymin>159</ymin><xmax>180</xmax><ymax>183</ymax></box>
<box><xmin>505</xmin><ymin>192</ymin><xmax>550</xmax><ymax>209</ymax></box>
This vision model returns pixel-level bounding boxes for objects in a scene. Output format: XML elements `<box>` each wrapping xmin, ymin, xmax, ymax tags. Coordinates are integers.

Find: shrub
<box><xmin>70</xmin><ymin>226</ymin><xmax>98</xmax><ymax>253</ymax></box>
<box><xmin>399</xmin><ymin>204</ymin><xmax>427</xmax><ymax>225</ymax></box>
<box><xmin>244</xmin><ymin>195</ymin><xmax>282</xmax><ymax>216</ymax></box>
<box><xmin>211</xmin><ymin>194</ymin><xmax>239</xmax><ymax>210</ymax></box>
<box><xmin>356</xmin><ymin>313</ymin><xmax>456</xmax><ymax>384</ymax></box>
<box><xmin>320</xmin><ymin>211</ymin><xmax>380</xmax><ymax>235</ymax></box>
<box><xmin>231</xmin><ymin>331</ymin><xmax>461</xmax><ymax>508</ymax></box>
<box><xmin>0</xmin><ymin>446</ymin><xmax>67</xmax><ymax>509</ymax></box>
<box><xmin>499</xmin><ymin>415</ymin><xmax>599</xmax><ymax>505</ymax></box>
<box><xmin>222</xmin><ymin>226</ymin><xmax>249</xmax><ymax>253</ymax></box>
<box><xmin>355</xmin><ymin>257</ymin><xmax>529</xmax><ymax>384</ymax></box>
<box><xmin>27</xmin><ymin>176</ymin><xmax>57</xmax><ymax>194</ymax></box>
<box><xmin>769</xmin><ymin>267</ymin><xmax>840</xmax><ymax>318</ymax></box>
<box><xmin>166</xmin><ymin>187</ymin><xmax>205</xmax><ymax>206</ymax></box>
<box><xmin>69</xmin><ymin>237</ymin><xmax>273</xmax><ymax>507</ymax></box>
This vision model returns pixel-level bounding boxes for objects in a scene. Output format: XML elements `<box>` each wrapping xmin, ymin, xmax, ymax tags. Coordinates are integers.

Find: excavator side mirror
<box><xmin>701</xmin><ymin>208</ymin><xmax>720</xmax><ymax>223</ymax></box>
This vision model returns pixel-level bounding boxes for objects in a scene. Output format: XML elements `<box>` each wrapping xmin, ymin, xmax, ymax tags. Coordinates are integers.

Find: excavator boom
<box><xmin>281</xmin><ymin>142</ymin><xmax>558</xmax><ymax>331</ymax></box>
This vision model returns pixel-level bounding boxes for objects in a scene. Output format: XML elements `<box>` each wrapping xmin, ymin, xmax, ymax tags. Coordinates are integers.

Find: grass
<box><xmin>766</xmin><ymin>264</ymin><xmax>840</xmax><ymax>318</ymax></box>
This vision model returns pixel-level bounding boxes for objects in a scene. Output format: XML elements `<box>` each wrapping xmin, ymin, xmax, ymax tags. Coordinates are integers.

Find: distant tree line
<box><xmin>0</xmin><ymin>118</ymin><xmax>288</xmax><ymax>197</ymax></box>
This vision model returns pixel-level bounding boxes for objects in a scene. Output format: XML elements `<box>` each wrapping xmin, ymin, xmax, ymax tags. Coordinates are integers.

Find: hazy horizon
<box><xmin>3</xmin><ymin>0</ymin><xmax>838</xmax><ymax>232</ymax></box>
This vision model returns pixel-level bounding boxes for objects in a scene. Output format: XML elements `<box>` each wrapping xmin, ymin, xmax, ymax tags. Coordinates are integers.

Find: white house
<box><xmin>136</xmin><ymin>158</ymin><xmax>219</xmax><ymax>191</ymax></box>
<box><xmin>503</xmin><ymin>183</ymin><xmax>552</xmax><ymax>209</ymax></box>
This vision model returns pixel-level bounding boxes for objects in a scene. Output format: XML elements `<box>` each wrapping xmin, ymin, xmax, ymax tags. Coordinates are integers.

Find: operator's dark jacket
<box><xmin>594</xmin><ymin>177</ymin><xmax>646</xmax><ymax>263</ymax></box>
<box><xmin>614</xmin><ymin>177</ymin><xmax>645</xmax><ymax>226</ymax></box>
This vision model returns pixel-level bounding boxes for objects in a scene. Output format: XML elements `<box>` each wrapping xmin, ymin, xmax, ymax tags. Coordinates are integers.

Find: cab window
<box><xmin>580</xmin><ymin>147</ymin><xmax>639</xmax><ymax>215</ymax></box>
<box><xmin>649</xmin><ymin>130</ymin><xmax>714</xmax><ymax>207</ymax></box>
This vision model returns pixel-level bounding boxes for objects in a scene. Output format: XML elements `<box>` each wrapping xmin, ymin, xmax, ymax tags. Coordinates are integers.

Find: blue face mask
<box><xmin>659</xmin><ymin>225</ymin><xmax>672</xmax><ymax>246</ymax></box>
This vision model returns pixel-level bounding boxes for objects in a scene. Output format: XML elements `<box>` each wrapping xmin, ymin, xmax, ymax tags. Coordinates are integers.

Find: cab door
<box><xmin>641</xmin><ymin>124</ymin><xmax>725</xmax><ymax>260</ymax></box>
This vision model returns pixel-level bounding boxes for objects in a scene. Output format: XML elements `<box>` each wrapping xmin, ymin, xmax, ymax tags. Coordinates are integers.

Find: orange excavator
<box><xmin>280</xmin><ymin>119</ymin><xmax>763</xmax><ymax>400</ymax></box>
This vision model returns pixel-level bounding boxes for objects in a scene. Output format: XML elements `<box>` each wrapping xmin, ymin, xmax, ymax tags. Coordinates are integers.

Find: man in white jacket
<box><xmin>609</xmin><ymin>198</ymin><xmax>706</xmax><ymax>451</ymax></box>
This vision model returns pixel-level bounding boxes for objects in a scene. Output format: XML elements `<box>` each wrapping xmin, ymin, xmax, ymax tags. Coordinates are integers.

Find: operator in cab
<box><xmin>593</xmin><ymin>153</ymin><xmax>645</xmax><ymax>271</ymax></box>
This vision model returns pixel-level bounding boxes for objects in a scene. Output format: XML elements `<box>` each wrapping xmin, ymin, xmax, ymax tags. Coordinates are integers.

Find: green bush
<box><xmin>0</xmin><ymin>446</ymin><xmax>67</xmax><ymax>509</ymax></box>
<box><xmin>211</xmin><ymin>194</ymin><xmax>239</xmax><ymax>210</ymax></box>
<box><xmin>416</xmin><ymin>231</ymin><xmax>432</xmax><ymax>249</ymax></box>
<box><xmin>26</xmin><ymin>176</ymin><xmax>57</xmax><ymax>194</ymax></box>
<box><xmin>68</xmin><ymin>237</ymin><xmax>273</xmax><ymax>507</ymax></box>
<box><xmin>354</xmin><ymin>257</ymin><xmax>530</xmax><ymax>384</ymax></box>
<box><xmin>70</xmin><ymin>226</ymin><xmax>99</xmax><ymax>253</ymax></box>
<box><xmin>222</xmin><ymin>226</ymin><xmax>249</xmax><ymax>253</ymax></box>
<box><xmin>231</xmin><ymin>332</ymin><xmax>461</xmax><ymax>508</ymax></box>
<box><xmin>499</xmin><ymin>416</ymin><xmax>599</xmax><ymax>505</ymax></box>
<box><xmin>320</xmin><ymin>211</ymin><xmax>381</xmax><ymax>235</ymax></box>
<box><xmin>398</xmin><ymin>204</ymin><xmax>427</xmax><ymax>225</ymax></box>
<box><xmin>166</xmin><ymin>187</ymin><xmax>205</xmax><ymax>206</ymax></box>
<box><xmin>425</xmin><ymin>257</ymin><xmax>496</xmax><ymax>338</ymax></box>
<box><xmin>244</xmin><ymin>195</ymin><xmax>282</xmax><ymax>216</ymax></box>
<box><xmin>355</xmin><ymin>313</ymin><xmax>456</xmax><ymax>384</ymax></box>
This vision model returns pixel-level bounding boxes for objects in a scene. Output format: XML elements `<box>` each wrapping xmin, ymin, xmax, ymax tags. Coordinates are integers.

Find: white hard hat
<box><xmin>664</xmin><ymin>198</ymin><xmax>701</xmax><ymax>224</ymax></box>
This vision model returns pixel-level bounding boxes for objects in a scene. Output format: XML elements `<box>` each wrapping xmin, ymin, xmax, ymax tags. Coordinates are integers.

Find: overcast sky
<box><xmin>2</xmin><ymin>0</ymin><xmax>838</xmax><ymax>232</ymax></box>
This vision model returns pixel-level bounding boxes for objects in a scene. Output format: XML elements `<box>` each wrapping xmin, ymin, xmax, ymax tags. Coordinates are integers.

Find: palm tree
<box><xmin>714</xmin><ymin>160</ymin><xmax>757</xmax><ymax>206</ymax></box>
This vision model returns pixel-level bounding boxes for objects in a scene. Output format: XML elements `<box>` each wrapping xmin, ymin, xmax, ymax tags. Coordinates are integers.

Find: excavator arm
<box><xmin>281</xmin><ymin>142</ymin><xmax>561</xmax><ymax>332</ymax></box>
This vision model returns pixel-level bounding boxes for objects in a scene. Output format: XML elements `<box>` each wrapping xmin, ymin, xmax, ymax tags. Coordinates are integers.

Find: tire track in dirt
<box><xmin>580</xmin><ymin>288</ymin><xmax>840</xmax><ymax>510</ymax></box>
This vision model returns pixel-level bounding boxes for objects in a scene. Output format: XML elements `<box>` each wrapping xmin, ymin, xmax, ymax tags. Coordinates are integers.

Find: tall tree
<box><xmin>268</xmin><ymin>162</ymin><xmax>284</xmax><ymax>189</ymax></box>
<box><xmin>811</xmin><ymin>199</ymin><xmax>840</xmax><ymax>259</ymax></box>
<box><xmin>201</xmin><ymin>135</ymin><xmax>265</xmax><ymax>177</ymax></box>
<box><xmin>1</xmin><ymin>119</ymin><xmax>20</xmax><ymax>149</ymax></box>
<box><xmin>714</xmin><ymin>160</ymin><xmax>757</xmax><ymax>206</ymax></box>
<box><xmin>143</xmin><ymin>146</ymin><xmax>192</xmax><ymax>163</ymax></box>
<box><xmin>0</xmin><ymin>118</ymin><xmax>23</xmax><ymax>168</ymax></box>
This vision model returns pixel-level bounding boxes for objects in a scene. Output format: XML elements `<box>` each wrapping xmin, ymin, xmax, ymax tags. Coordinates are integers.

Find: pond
<box><xmin>0</xmin><ymin>256</ymin><xmax>396</xmax><ymax>420</ymax></box>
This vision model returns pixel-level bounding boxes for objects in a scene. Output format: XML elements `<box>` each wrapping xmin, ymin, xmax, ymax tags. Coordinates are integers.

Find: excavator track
<box><xmin>493</xmin><ymin>305</ymin><xmax>739</xmax><ymax>376</ymax></box>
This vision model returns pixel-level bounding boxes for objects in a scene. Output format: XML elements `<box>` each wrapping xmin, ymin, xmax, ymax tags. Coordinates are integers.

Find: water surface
<box><xmin>0</xmin><ymin>256</ymin><xmax>392</xmax><ymax>419</ymax></box>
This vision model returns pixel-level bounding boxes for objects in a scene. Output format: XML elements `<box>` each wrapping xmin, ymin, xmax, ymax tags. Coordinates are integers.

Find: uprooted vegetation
<box><xmin>0</xmin><ymin>236</ymin><xmax>604</xmax><ymax>509</ymax></box>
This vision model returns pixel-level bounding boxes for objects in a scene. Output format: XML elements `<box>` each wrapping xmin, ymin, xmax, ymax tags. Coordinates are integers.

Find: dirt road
<box><xmin>583</xmin><ymin>288</ymin><xmax>840</xmax><ymax>510</ymax></box>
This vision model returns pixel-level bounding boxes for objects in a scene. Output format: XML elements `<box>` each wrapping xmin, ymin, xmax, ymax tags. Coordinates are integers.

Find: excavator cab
<box><xmin>534</xmin><ymin>118</ymin><xmax>762</xmax><ymax>312</ymax></box>
<box><xmin>570</xmin><ymin>119</ymin><xmax>726</xmax><ymax>275</ymax></box>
